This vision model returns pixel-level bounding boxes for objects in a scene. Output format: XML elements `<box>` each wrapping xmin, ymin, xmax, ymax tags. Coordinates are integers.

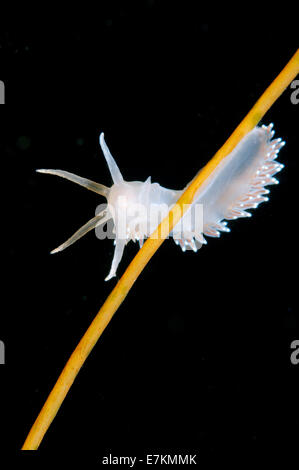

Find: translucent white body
<box><xmin>37</xmin><ymin>124</ymin><xmax>285</xmax><ymax>280</ymax></box>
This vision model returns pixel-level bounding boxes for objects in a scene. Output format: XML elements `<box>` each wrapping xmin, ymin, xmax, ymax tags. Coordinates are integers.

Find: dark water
<box><xmin>0</xmin><ymin>4</ymin><xmax>298</xmax><ymax>466</ymax></box>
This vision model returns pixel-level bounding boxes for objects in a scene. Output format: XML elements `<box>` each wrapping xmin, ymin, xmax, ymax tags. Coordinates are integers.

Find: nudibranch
<box><xmin>37</xmin><ymin>124</ymin><xmax>285</xmax><ymax>280</ymax></box>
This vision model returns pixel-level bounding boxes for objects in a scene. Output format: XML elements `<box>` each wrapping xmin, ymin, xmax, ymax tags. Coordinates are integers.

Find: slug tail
<box><xmin>224</xmin><ymin>123</ymin><xmax>285</xmax><ymax>220</ymax></box>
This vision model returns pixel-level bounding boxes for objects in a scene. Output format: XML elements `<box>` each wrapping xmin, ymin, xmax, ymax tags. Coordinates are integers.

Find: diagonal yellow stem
<box><xmin>22</xmin><ymin>49</ymin><xmax>299</xmax><ymax>450</ymax></box>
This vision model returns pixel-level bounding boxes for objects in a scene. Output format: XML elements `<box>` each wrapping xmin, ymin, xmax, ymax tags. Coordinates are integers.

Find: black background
<box><xmin>0</xmin><ymin>2</ymin><xmax>298</xmax><ymax>466</ymax></box>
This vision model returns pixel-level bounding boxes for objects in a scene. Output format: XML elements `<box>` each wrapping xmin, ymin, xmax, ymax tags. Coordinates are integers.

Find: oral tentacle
<box><xmin>99</xmin><ymin>133</ymin><xmax>124</xmax><ymax>185</ymax></box>
<box><xmin>36</xmin><ymin>169</ymin><xmax>109</xmax><ymax>197</ymax></box>
<box><xmin>51</xmin><ymin>210</ymin><xmax>110</xmax><ymax>254</ymax></box>
<box><xmin>105</xmin><ymin>237</ymin><xmax>126</xmax><ymax>281</ymax></box>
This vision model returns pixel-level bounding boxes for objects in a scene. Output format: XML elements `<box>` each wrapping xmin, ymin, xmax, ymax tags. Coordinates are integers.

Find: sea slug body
<box><xmin>37</xmin><ymin>124</ymin><xmax>285</xmax><ymax>280</ymax></box>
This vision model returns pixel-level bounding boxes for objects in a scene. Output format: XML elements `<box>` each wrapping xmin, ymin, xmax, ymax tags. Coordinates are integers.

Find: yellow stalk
<box><xmin>22</xmin><ymin>49</ymin><xmax>299</xmax><ymax>450</ymax></box>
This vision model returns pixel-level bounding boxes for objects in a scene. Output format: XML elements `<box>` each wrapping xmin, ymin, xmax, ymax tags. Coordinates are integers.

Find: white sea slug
<box><xmin>37</xmin><ymin>124</ymin><xmax>285</xmax><ymax>280</ymax></box>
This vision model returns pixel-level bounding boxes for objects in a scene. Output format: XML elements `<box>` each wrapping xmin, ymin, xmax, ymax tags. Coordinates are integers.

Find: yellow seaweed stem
<box><xmin>22</xmin><ymin>49</ymin><xmax>299</xmax><ymax>450</ymax></box>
